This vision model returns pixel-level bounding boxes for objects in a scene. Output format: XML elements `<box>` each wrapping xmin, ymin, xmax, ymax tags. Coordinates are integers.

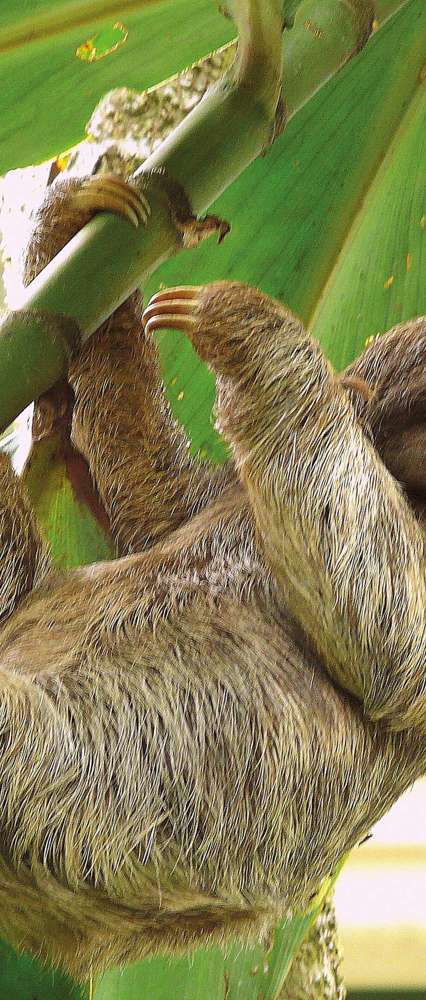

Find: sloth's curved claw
<box><xmin>142</xmin><ymin>287</ymin><xmax>202</xmax><ymax>335</ymax></box>
<box><xmin>71</xmin><ymin>174</ymin><xmax>151</xmax><ymax>228</ymax></box>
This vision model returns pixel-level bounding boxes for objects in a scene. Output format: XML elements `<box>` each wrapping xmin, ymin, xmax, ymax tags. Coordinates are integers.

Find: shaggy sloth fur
<box><xmin>0</xmin><ymin>175</ymin><xmax>425</xmax><ymax>977</ymax></box>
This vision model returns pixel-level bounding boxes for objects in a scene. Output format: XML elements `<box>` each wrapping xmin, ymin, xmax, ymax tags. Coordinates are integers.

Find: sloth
<box><xmin>0</xmin><ymin>173</ymin><xmax>425</xmax><ymax>978</ymax></box>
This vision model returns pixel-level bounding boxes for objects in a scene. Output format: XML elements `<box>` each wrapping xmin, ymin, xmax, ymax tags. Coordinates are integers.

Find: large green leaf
<box><xmin>145</xmin><ymin>0</ymin><xmax>425</xmax><ymax>457</ymax></box>
<box><xmin>0</xmin><ymin>0</ymin><xmax>411</xmax><ymax>178</ymax></box>
<box><xmin>310</xmin><ymin>74</ymin><xmax>425</xmax><ymax>367</ymax></box>
<box><xmin>0</xmin><ymin>0</ymin><xmax>234</xmax><ymax>174</ymax></box>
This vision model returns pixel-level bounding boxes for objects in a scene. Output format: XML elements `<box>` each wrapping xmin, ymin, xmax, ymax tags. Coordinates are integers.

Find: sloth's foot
<box><xmin>71</xmin><ymin>174</ymin><xmax>151</xmax><ymax>228</ymax></box>
<box><xmin>142</xmin><ymin>281</ymin><xmax>276</xmax><ymax>371</ymax></box>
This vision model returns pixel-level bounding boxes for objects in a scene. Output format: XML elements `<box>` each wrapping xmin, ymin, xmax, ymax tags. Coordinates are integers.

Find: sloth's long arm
<box><xmin>144</xmin><ymin>282</ymin><xmax>426</xmax><ymax>734</ymax></box>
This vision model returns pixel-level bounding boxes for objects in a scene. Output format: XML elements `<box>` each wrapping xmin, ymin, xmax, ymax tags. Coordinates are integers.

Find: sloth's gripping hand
<box><xmin>144</xmin><ymin>282</ymin><xmax>426</xmax><ymax>735</ymax></box>
<box><xmin>24</xmin><ymin>176</ymin><xmax>233</xmax><ymax>555</ymax></box>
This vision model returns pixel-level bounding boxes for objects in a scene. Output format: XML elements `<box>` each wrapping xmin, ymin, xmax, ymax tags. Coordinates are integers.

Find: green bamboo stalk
<box><xmin>283</xmin><ymin>0</ymin><xmax>374</xmax><ymax>117</ymax></box>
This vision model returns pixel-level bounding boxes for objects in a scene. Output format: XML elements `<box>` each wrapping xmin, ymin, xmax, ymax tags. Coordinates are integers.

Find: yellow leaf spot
<box><xmin>372</xmin><ymin>18</ymin><xmax>380</xmax><ymax>32</ymax></box>
<box><xmin>177</xmin><ymin>391</ymin><xmax>185</xmax><ymax>401</ymax></box>
<box><xmin>365</xmin><ymin>333</ymin><xmax>379</xmax><ymax>347</ymax></box>
<box><xmin>76</xmin><ymin>22</ymin><xmax>128</xmax><ymax>63</ymax></box>
<box><xmin>420</xmin><ymin>215</ymin><xmax>426</xmax><ymax>229</ymax></box>
<box><xmin>383</xmin><ymin>275</ymin><xmax>394</xmax><ymax>289</ymax></box>
<box><xmin>170</xmin><ymin>377</ymin><xmax>177</xmax><ymax>386</ymax></box>
<box><xmin>76</xmin><ymin>40</ymin><xmax>94</xmax><ymax>61</ymax></box>
<box><xmin>406</xmin><ymin>253</ymin><xmax>411</xmax><ymax>272</ymax></box>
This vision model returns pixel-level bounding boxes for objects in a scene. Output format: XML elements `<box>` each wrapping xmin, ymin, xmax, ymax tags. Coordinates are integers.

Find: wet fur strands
<box><xmin>0</xmin><ymin>174</ymin><xmax>425</xmax><ymax>977</ymax></box>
